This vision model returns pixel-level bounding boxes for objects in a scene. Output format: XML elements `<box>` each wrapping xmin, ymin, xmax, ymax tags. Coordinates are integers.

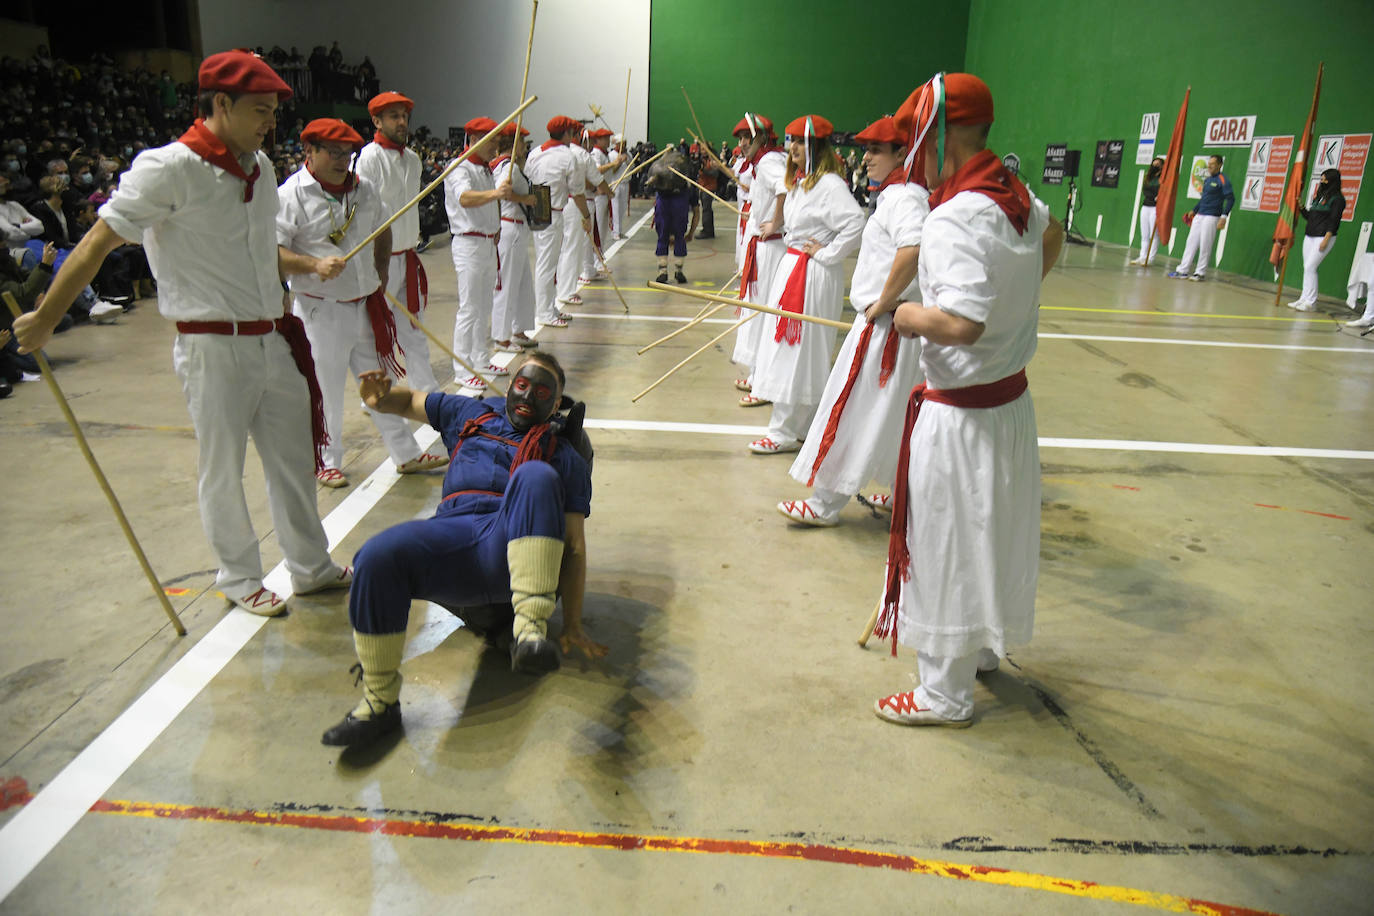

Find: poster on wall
<box><xmin>1186</xmin><ymin>155</ymin><xmax>1210</xmax><ymax>199</ymax></box>
<box><xmin>1043</xmin><ymin>142</ymin><xmax>1068</xmax><ymax>185</ymax></box>
<box><xmin>1204</xmin><ymin>116</ymin><xmax>1257</xmax><ymax>147</ymax></box>
<box><xmin>1240</xmin><ymin>135</ymin><xmax>1292</xmax><ymax>213</ymax></box>
<box><xmin>1306</xmin><ymin>133</ymin><xmax>1370</xmax><ymax>220</ymax></box>
<box><xmin>1137</xmin><ymin>112</ymin><xmax>1159</xmax><ymax>165</ymax></box>
<box><xmin>1091</xmin><ymin>139</ymin><xmax>1124</xmax><ymax>188</ymax></box>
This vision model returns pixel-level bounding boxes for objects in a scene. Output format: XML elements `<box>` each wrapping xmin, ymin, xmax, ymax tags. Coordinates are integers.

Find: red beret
<box><xmin>300</xmin><ymin>118</ymin><xmax>365</xmax><ymax>148</ymax></box>
<box><xmin>784</xmin><ymin>115</ymin><xmax>834</xmax><ymax>140</ymax></box>
<box><xmin>198</xmin><ymin>50</ymin><xmax>292</xmax><ymax>100</ymax></box>
<box><xmin>367</xmin><ymin>91</ymin><xmax>414</xmax><ymax>116</ymax></box>
<box><xmin>464</xmin><ymin>116</ymin><xmax>499</xmax><ymax>134</ymax></box>
<box><xmin>590</xmin><ymin>128</ymin><xmax>613</xmax><ymax>139</ymax></box>
<box><xmin>732</xmin><ymin>113</ymin><xmax>773</xmax><ymax>137</ymax></box>
<box><xmin>547</xmin><ymin>115</ymin><xmax>582</xmax><ymax>136</ymax></box>
<box><xmin>943</xmin><ymin>73</ymin><xmax>994</xmax><ymax>125</ymax></box>
<box><xmin>855</xmin><ymin>116</ymin><xmax>904</xmax><ymax>147</ymax></box>
<box><xmin>499</xmin><ymin>123</ymin><xmax>531</xmax><ymax>137</ymax></box>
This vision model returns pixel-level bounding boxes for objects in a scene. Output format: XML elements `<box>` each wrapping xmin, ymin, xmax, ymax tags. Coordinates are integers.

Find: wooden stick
<box><xmin>680</xmin><ymin>86</ymin><xmax>708</xmax><ymax>151</ymax></box>
<box><xmin>611</xmin><ymin>145</ymin><xmax>670</xmax><ymax>192</ymax></box>
<box><xmin>647</xmin><ymin>281</ymin><xmax>851</xmax><ymax>330</ymax></box>
<box><xmin>3</xmin><ymin>292</ymin><xmax>186</xmax><ymax>636</ymax></box>
<box><xmin>343</xmin><ymin>96</ymin><xmax>537</xmax><ymax>262</ymax></box>
<box><xmin>632</xmin><ymin>314</ymin><xmax>754</xmax><ymax>403</ymax></box>
<box><xmin>636</xmin><ymin>268</ymin><xmax>741</xmax><ymax>355</ymax></box>
<box><xmin>857</xmin><ymin>596</ymin><xmax>882</xmax><ymax>648</ymax></box>
<box><xmin>686</xmin><ymin>126</ymin><xmax>737</xmax><ymax>182</ymax></box>
<box><xmin>511</xmin><ymin>0</ymin><xmax>539</xmax><ymax>140</ymax></box>
<box><xmin>584</xmin><ymin>226</ymin><xmax>631</xmax><ymax>314</ymax></box>
<box><xmin>669</xmin><ymin>167</ymin><xmax>742</xmax><ymax>216</ymax></box>
<box><xmin>621</xmin><ymin>67</ymin><xmax>631</xmax><ymax>138</ymax></box>
<box><xmin>383</xmin><ymin>291</ymin><xmax>506</xmax><ymax>396</ymax></box>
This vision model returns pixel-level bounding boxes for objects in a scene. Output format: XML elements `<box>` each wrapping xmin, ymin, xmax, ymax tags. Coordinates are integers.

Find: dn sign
<box><xmin>1205</xmin><ymin>116</ymin><xmax>1257</xmax><ymax>147</ymax></box>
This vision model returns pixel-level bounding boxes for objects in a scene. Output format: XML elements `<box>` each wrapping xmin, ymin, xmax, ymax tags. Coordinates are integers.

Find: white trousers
<box><xmin>172</xmin><ymin>332</ymin><xmax>335</xmax><ymax>599</ymax></box>
<box><xmin>766</xmin><ymin>397</ymin><xmax>814</xmax><ymax>444</ymax></box>
<box><xmin>493</xmin><ymin>220</ymin><xmax>535</xmax><ymax>340</ymax></box>
<box><xmin>1297</xmin><ymin>235</ymin><xmax>1330</xmax><ymax>306</ymax></box>
<box><xmin>584</xmin><ymin>195</ymin><xmax>610</xmax><ymax>277</ymax></box>
<box><xmin>450</xmin><ymin>235</ymin><xmax>498</xmax><ymax>373</ymax></box>
<box><xmin>1176</xmin><ymin>214</ymin><xmax>1219</xmax><ymax>276</ymax></box>
<box><xmin>385</xmin><ymin>251</ymin><xmax>439</xmax><ymax>393</ymax></box>
<box><xmin>559</xmin><ymin>208</ymin><xmax>588</xmax><ymax>301</ymax></box>
<box><xmin>912</xmin><ymin>649</ymin><xmax>998</xmax><ymax>720</ymax></box>
<box><xmin>1137</xmin><ymin>205</ymin><xmax>1160</xmax><ymax>263</ymax></box>
<box><xmin>612</xmin><ymin>185</ymin><xmax>629</xmax><ymax>237</ymax></box>
<box><xmin>532</xmin><ymin>211</ymin><xmax>563</xmax><ymax>323</ymax></box>
<box><xmin>293</xmin><ymin>295</ymin><xmax>421</xmax><ymax>472</ymax></box>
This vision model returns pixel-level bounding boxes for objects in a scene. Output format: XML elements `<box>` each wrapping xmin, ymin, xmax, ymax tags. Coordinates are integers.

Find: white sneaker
<box><xmin>1344</xmin><ymin>315</ymin><xmax>1374</xmax><ymax>328</ymax></box>
<box><xmin>1292</xmin><ymin>301</ymin><xmax>1317</xmax><ymax>312</ymax></box>
<box><xmin>89</xmin><ymin>300</ymin><xmax>122</xmax><ymax>323</ymax></box>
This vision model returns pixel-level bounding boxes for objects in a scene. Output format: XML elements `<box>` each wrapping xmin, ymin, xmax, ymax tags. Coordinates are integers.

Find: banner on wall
<box><xmin>1204</xmin><ymin>116</ymin><xmax>1257</xmax><ymax>147</ymax></box>
<box><xmin>1091</xmin><ymin>139</ymin><xmax>1124</xmax><ymax>188</ymax></box>
<box><xmin>1186</xmin><ymin>155</ymin><xmax>1210</xmax><ymax>199</ymax></box>
<box><xmin>1305</xmin><ymin>133</ymin><xmax>1370</xmax><ymax>220</ymax></box>
<box><xmin>1240</xmin><ymin>135</ymin><xmax>1292</xmax><ymax>213</ymax></box>
<box><xmin>1137</xmin><ymin>112</ymin><xmax>1159</xmax><ymax>165</ymax></box>
<box><xmin>1043</xmin><ymin>142</ymin><xmax>1069</xmax><ymax>185</ymax></box>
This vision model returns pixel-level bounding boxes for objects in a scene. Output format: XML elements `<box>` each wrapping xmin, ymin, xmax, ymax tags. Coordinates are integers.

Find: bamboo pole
<box><xmin>384</xmin><ymin>291</ymin><xmax>506</xmax><ymax>396</ymax></box>
<box><xmin>647</xmin><ymin>281</ymin><xmax>851</xmax><ymax>330</ymax></box>
<box><xmin>686</xmin><ymin>127</ymin><xmax>737</xmax><ymax>182</ymax></box>
<box><xmin>584</xmin><ymin>226</ymin><xmax>631</xmax><ymax>314</ymax></box>
<box><xmin>511</xmin><ymin>0</ymin><xmax>539</xmax><ymax>141</ymax></box>
<box><xmin>636</xmin><ymin>268</ymin><xmax>741</xmax><ymax>355</ymax></box>
<box><xmin>631</xmin><ymin>314</ymin><xmax>754</xmax><ymax>403</ymax></box>
<box><xmin>3</xmin><ymin>292</ymin><xmax>186</xmax><ymax>636</ymax></box>
<box><xmin>621</xmin><ymin>68</ymin><xmax>631</xmax><ymax>138</ymax></box>
<box><xmin>669</xmin><ymin>167</ymin><xmax>742</xmax><ymax>217</ymax></box>
<box><xmin>680</xmin><ymin>86</ymin><xmax>708</xmax><ymax>150</ymax></box>
<box><xmin>343</xmin><ymin>96</ymin><xmax>537</xmax><ymax>262</ymax></box>
<box><xmin>611</xmin><ymin>146</ymin><xmax>670</xmax><ymax>192</ymax></box>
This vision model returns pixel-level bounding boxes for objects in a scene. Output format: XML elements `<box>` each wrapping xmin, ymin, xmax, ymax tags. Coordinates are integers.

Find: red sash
<box><xmin>805</xmin><ymin>318</ymin><xmax>901</xmax><ymax>486</ymax></box>
<box><xmin>738</xmin><ymin>200</ymin><xmax>751</xmax><ymax>235</ymax></box>
<box><xmin>874</xmin><ymin>369</ymin><xmax>1029</xmax><ymax>654</ymax></box>
<box><xmin>401</xmin><ymin>249</ymin><xmax>427</xmax><ymax>315</ymax></box>
<box><xmin>773</xmin><ymin>248</ymin><xmax>811</xmax><ymax>344</ymax></box>
<box><xmin>177</xmin><ymin>119</ymin><xmax>260</xmax><ymax>202</ymax></box>
<box><xmin>364</xmin><ymin>287</ymin><xmax>405</xmax><ymax>377</ymax></box>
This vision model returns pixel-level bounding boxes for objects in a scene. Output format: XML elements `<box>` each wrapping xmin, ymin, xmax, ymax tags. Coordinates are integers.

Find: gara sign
<box><xmin>1204</xmin><ymin>116</ymin><xmax>1257</xmax><ymax>148</ymax></box>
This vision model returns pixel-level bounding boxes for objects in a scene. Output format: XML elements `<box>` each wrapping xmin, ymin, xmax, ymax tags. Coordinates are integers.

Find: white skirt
<box><xmin>789</xmin><ymin>311</ymin><xmax>923</xmax><ymax>493</ymax></box>
<box><xmin>749</xmin><ymin>249</ymin><xmax>843</xmax><ymax>405</ymax></box>
<box><xmin>897</xmin><ymin>390</ymin><xmax>1040</xmax><ymax>658</ymax></box>
<box><xmin>731</xmin><ymin>237</ymin><xmax>786</xmax><ymax>370</ymax></box>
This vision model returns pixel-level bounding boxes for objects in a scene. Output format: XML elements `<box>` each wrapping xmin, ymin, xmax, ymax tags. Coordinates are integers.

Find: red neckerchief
<box><xmin>373</xmin><ymin>131</ymin><xmax>406</xmax><ymax>152</ymax></box>
<box><xmin>464</xmin><ymin>148</ymin><xmax>490</xmax><ymax>170</ymax></box>
<box><xmin>929</xmin><ymin>149</ymin><xmax>1030</xmax><ymax>235</ymax></box>
<box><xmin>177</xmin><ymin>118</ymin><xmax>260</xmax><ymax>202</ymax></box>
<box><xmin>747</xmin><ymin>143</ymin><xmax>781</xmax><ymax>170</ymax></box>
<box><xmin>490</xmin><ymin>155</ymin><xmax>512</xmax><ymax>170</ymax></box>
<box><xmin>306</xmin><ymin>165</ymin><xmax>358</xmax><ymax>197</ymax></box>
<box><xmin>539</xmin><ymin>139</ymin><xmax>564</xmax><ymax>152</ymax></box>
<box><xmin>875</xmin><ymin>166</ymin><xmax>909</xmax><ymax>194</ymax></box>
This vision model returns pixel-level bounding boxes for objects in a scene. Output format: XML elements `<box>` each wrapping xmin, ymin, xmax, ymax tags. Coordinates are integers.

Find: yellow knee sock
<box><xmin>350</xmin><ymin>631</ymin><xmax>407</xmax><ymax>719</ymax></box>
<box><xmin>507</xmin><ymin>535</ymin><xmax>563</xmax><ymax>643</ymax></box>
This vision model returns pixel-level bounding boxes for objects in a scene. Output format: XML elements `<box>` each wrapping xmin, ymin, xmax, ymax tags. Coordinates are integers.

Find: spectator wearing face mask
<box><xmin>0</xmin><ymin>173</ymin><xmax>44</xmax><ymax>260</ymax></box>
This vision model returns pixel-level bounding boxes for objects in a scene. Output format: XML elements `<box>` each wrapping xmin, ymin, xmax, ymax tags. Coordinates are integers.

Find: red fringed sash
<box><xmin>402</xmin><ymin>249</ymin><xmax>428</xmax><ymax>315</ymax></box>
<box><xmin>363</xmin><ymin>288</ymin><xmax>405</xmax><ymax>377</ymax></box>
<box><xmin>774</xmin><ymin>248</ymin><xmax>811</xmax><ymax>344</ymax></box>
<box><xmin>273</xmin><ymin>314</ymin><xmax>332</xmax><ymax>470</ymax></box>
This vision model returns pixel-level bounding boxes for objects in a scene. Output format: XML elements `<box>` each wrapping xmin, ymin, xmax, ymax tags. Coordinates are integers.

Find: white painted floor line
<box><xmin>585</xmin><ymin>418</ymin><xmax>1374</xmax><ymax>460</ymax></box>
<box><xmin>0</xmin><ymin>427</ymin><xmax>440</xmax><ymax>901</ymax></box>
<box><xmin>1039</xmin><ymin>332</ymin><xmax>1373</xmax><ymax>355</ymax></box>
<box><xmin>567</xmin><ymin>312</ymin><xmax>737</xmax><ymax>325</ymax></box>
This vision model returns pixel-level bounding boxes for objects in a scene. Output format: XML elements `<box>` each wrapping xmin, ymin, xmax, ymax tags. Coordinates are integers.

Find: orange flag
<box><xmin>1153</xmin><ymin>87</ymin><xmax>1190</xmax><ymax>249</ymax></box>
<box><xmin>1271</xmin><ymin>63</ymin><xmax>1324</xmax><ymax>267</ymax></box>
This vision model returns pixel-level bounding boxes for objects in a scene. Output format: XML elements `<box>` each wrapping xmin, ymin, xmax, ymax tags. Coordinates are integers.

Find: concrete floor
<box><xmin>1</xmin><ymin>201</ymin><xmax>1372</xmax><ymax>914</ymax></box>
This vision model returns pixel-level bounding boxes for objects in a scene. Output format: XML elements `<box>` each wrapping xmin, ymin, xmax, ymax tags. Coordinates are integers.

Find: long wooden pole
<box><xmin>670</xmin><ymin>167</ymin><xmax>742</xmax><ymax>216</ymax></box>
<box><xmin>384</xmin><ymin>291</ymin><xmax>507</xmax><ymax>396</ymax></box>
<box><xmin>611</xmin><ymin>146</ymin><xmax>670</xmax><ymax>192</ymax></box>
<box><xmin>3</xmin><ymin>292</ymin><xmax>186</xmax><ymax>636</ymax></box>
<box><xmin>343</xmin><ymin>96</ymin><xmax>537</xmax><ymax>262</ymax></box>
<box><xmin>636</xmin><ymin>268</ymin><xmax>741</xmax><ymax>355</ymax></box>
<box><xmin>680</xmin><ymin>86</ymin><xmax>708</xmax><ymax>150</ymax></box>
<box><xmin>686</xmin><ymin>127</ymin><xmax>737</xmax><ymax>182</ymax></box>
<box><xmin>621</xmin><ymin>67</ymin><xmax>631</xmax><ymax>138</ymax></box>
<box><xmin>584</xmin><ymin>226</ymin><xmax>631</xmax><ymax>314</ymax></box>
<box><xmin>631</xmin><ymin>314</ymin><xmax>754</xmax><ymax>403</ymax></box>
<box><xmin>647</xmin><ymin>281</ymin><xmax>851</xmax><ymax>330</ymax></box>
<box><xmin>512</xmin><ymin>0</ymin><xmax>539</xmax><ymax>141</ymax></box>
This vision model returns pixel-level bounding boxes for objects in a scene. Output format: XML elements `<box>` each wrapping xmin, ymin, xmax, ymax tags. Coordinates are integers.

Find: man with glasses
<box><xmin>278</xmin><ymin>117</ymin><xmax>447</xmax><ymax>489</ymax></box>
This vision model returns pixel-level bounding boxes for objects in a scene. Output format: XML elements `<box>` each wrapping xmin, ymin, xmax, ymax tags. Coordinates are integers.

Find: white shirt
<box><xmin>443</xmin><ymin>158</ymin><xmax>498</xmax><ymax>235</ymax></box>
<box><xmin>607</xmin><ymin>149</ymin><xmax>629</xmax><ymax>184</ymax></box>
<box><xmin>745</xmin><ymin>150</ymin><xmax>786</xmax><ymax>238</ymax></box>
<box><xmin>491</xmin><ymin>157</ymin><xmax>525</xmax><ymax>222</ymax></box>
<box><xmin>570</xmin><ymin>143</ymin><xmax>601</xmax><ymax>194</ymax></box>
<box><xmin>0</xmin><ymin>200</ymin><xmax>42</xmax><ymax>245</ymax></box>
<box><xmin>276</xmin><ymin>169</ymin><xmax>386</xmax><ymax>301</ymax></box>
<box><xmin>732</xmin><ymin>155</ymin><xmax>750</xmax><ymax>206</ymax></box>
<box><xmin>524</xmin><ymin>141</ymin><xmax>578</xmax><ymax>210</ymax></box>
<box><xmin>781</xmin><ymin>172</ymin><xmax>865</xmax><ymax>268</ymax></box>
<box><xmin>355</xmin><ymin>140</ymin><xmax>421</xmax><ymax>251</ymax></box>
<box><xmin>917</xmin><ymin>190</ymin><xmax>1051</xmax><ymax>389</ymax></box>
<box><xmin>591</xmin><ymin>147</ymin><xmax>611</xmax><ymax>190</ymax></box>
<box><xmin>100</xmin><ymin>141</ymin><xmax>283</xmax><ymax>321</ymax></box>
<box><xmin>848</xmin><ymin>182</ymin><xmax>928</xmax><ymax>310</ymax></box>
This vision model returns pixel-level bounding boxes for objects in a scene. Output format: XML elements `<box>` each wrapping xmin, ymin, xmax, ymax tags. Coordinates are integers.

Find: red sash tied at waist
<box><xmin>875</xmin><ymin>368</ymin><xmax>1030</xmax><ymax>655</ymax></box>
<box><xmin>774</xmin><ymin>247</ymin><xmax>812</xmax><ymax>345</ymax></box>
<box><xmin>175</xmin><ymin>314</ymin><xmax>333</xmax><ymax>470</ymax></box>
<box><xmin>805</xmin><ymin>316</ymin><xmax>902</xmax><ymax>487</ymax></box>
<box><xmin>738</xmin><ymin>200</ymin><xmax>752</xmax><ymax>235</ymax></box>
<box><xmin>738</xmin><ymin>232</ymin><xmax>783</xmax><ymax>302</ymax></box>
<box><xmin>397</xmin><ymin>248</ymin><xmax>428</xmax><ymax>316</ymax></box>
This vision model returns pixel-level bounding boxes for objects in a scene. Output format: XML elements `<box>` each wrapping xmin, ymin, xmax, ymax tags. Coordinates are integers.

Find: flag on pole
<box><xmin>1153</xmin><ymin>87</ymin><xmax>1190</xmax><ymax>249</ymax></box>
<box><xmin>1271</xmin><ymin>63</ymin><xmax>1324</xmax><ymax>267</ymax></box>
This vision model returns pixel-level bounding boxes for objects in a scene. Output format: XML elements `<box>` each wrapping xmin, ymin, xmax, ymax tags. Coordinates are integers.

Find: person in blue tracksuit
<box><xmin>1169</xmin><ymin>154</ymin><xmax>1234</xmax><ymax>281</ymax></box>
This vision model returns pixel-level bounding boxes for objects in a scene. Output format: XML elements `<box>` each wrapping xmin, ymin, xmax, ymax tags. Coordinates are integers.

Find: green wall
<box><xmin>648</xmin><ymin>0</ymin><xmax>969</xmax><ymax>149</ymax></box>
<box><xmin>964</xmin><ymin>0</ymin><xmax>1374</xmax><ymax>298</ymax></box>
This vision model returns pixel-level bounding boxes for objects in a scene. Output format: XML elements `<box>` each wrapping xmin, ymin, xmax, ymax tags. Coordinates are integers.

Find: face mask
<box><xmin>4</xmin><ymin>160</ymin><xmax>17</xmax><ymax>172</ymax></box>
<box><xmin>14</xmin><ymin>145</ymin><xmax>25</xmax><ymax>155</ymax></box>
<box><xmin>77</xmin><ymin>172</ymin><xmax>93</xmax><ymax>186</ymax></box>
<box><xmin>123</xmin><ymin>147</ymin><xmax>133</xmax><ymax>157</ymax></box>
<box><xmin>57</xmin><ymin>173</ymin><xmax>69</xmax><ymax>188</ymax></box>
<box><xmin>505</xmin><ymin>363</ymin><xmax>560</xmax><ymax>431</ymax></box>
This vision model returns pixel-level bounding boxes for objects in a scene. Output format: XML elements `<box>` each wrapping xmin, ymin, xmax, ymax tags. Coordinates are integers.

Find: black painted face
<box><xmin>505</xmin><ymin>362</ymin><xmax>560</xmax><ymax>431</ymax></box>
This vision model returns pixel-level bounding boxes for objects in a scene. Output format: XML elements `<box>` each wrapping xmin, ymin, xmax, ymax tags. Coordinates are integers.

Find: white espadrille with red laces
<box><xmin>734</xmin><ymin>378</ymin><xmax>752</xmax><ymax>392</ymax></box>
<box><xmin>396</xmin><ymin>451</ymin><xmax>447</xmax><ymax>474</ymax></box>
<box><xmin>559</xmin><ymin>293</ymin><xmax>583</xmax><ymax>306</ymax></box>
<box><xmin>776</xmin><ymin>499</ymin><xmax>839</xmax><ymax>527</ymax></box>
<box><xmin>483</xmin><ymin>363</ymin><xmax>510</xmax><ymax>376</ymax></box>
<box><xmin>858</xmin><ymin>492</ymin><xmax>893</xmax><ymax>514</ymax></box>
<box><xmin>542</xmin><ymin>314</ymin><xmax>570</xmax><ymax>328</ymax></box>
<box><xmin>873</xmin><ymin>690</ymin><xmax>973</xmax><ymax>727</ymax></box>
<box><xmin>738</xmin><ymin>393</ymin><xmax>770</xmax><ymax>408</ymax></box>
<box><xmin>749</xmin><ymin>436</ymin><xmax>800</xmax><ymax>455</ymax></box>
<box><xmin>227</xmin><ymin>586</ymin><xmax>288</xmax><ymax>617</ymax></box>
<box><xmin>316</xmin><ymin>467</ymin><xmax>347</xmax><ymax>488</ymax></box>
<box><xmin>297</xmin><ymin>565</ymin><xmax>354</xmax><ymax>595</ymax></box>
<box><xmin>458</xmin><ymin>375</ymin><xmax>488</xmax><ymax>391</ymax></box>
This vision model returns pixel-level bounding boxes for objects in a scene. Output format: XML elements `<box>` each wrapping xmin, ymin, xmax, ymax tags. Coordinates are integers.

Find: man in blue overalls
<box><xmin>322</xmin><ymin>352</ymin><xmax>604</xmax><ymax>748</ymax></box>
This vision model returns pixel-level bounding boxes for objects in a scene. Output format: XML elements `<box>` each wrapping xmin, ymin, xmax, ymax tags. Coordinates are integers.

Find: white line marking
<box><xmin>1039</xmin><ymin>332</ymin><xmax>1373</xmax><ymax>355</ymax></box>
<box><xmin>0</xmin><ymin>428</ymin><xmax>439</xmax><ymax>901</ymax></box>
<box><xmin>567</xmin><ymin>312</ymin><xmax>736</xmax><ymax>325</ymax></box>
